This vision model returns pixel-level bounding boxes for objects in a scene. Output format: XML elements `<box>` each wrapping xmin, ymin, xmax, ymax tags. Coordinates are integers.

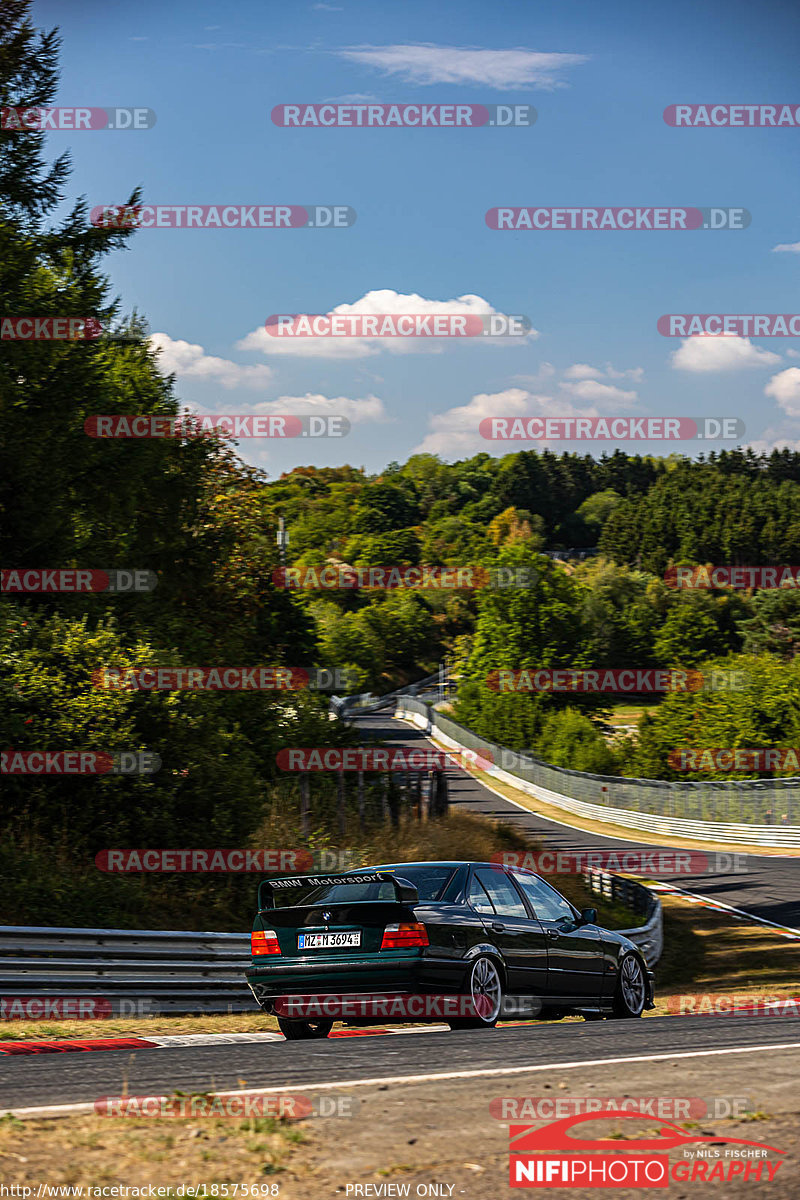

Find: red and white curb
<box><xmin>0</xmin><ymin>1036</ymin><xmax>158</xmax><ymax>1055</ymax></box>
<box><xmin>645</xmin><ymin>880</ymin><xmax>800</xmax><ymax>939</ymax></box>
<box><xmin>0</xmin><ymin>1026</ymin><xmax>452</xmax><ymax>1055</ymax></box>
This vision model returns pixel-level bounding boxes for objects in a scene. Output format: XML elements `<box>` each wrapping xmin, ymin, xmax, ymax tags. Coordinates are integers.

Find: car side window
<box><xmin>475</xmin><ymin>868</ymin><xmax>528</xmax><ymax>918</ymax></box>
<box><xmin>511</xmin><ymin>872</ymin><xmax>576</xmax><ymax>924</ymax></box>
<box><xmin>467</xmin><ymin>872</ymin><xmax>496</xmax><ymax>915</ymax></box>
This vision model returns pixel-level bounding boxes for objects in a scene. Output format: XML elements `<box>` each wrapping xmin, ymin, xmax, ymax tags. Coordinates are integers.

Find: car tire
<box><xmin>611</xmin><ymin>954</ymin><xmax>647</xmax><ymax>1018</ymax></box>
<box><xmin>277</xmin><ymin>1016</ymin><xmax>334</xmax><ymax>1039</ymax></box>
<box><xmin>448</xmin><ymin>955</ymin><xmax>504</xmax><ymax>1030</ymax></box>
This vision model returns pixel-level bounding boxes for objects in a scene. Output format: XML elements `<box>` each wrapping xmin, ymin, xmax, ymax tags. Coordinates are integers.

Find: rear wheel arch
<box><xmin>463</xmin><ymin>945</ymin><xmax>506</xmax><ymax>986</ymax></box>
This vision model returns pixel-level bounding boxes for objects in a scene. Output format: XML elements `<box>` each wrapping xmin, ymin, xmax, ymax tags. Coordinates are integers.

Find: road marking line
<box><xmin>5</xmin><ymin>1041</ymin><xmax>800</xmax><ymax>1119</ymax></box>
<box><xmin>645</xmin><ymin>881</ymin><xmax>800</xmax><ymax>937</ymax></box>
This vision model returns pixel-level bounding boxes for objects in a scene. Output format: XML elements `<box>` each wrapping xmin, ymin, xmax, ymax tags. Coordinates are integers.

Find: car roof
<box><xmin>364</xmin><ymin>860</ymin><xmax>516</xmax><ymax>871</ymax></box>
<box><xmin>365</xmin><ymin>860</ymin><xmax>472</xmax><ymax>870</ymax></box>
<box><xmin>360</xmin><ymin>861</ymin><xmax>550</xmax><ymax>884</ymax></box>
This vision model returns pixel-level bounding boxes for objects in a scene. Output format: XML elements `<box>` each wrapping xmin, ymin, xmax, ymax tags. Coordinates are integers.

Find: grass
<box><xmin>650</xmin><ymin>889</ymin><xmax>800</xmax><ymax>1011</ymax></box>
<box><xmin>0</xmin><ymin>804</ymin><xmax>532</xmax><ymax>929</ymax></box>
<box><xmin>0</xmin><ymin>1108</ymin><xmax>305</xmax><ymax>1186</ymax></box>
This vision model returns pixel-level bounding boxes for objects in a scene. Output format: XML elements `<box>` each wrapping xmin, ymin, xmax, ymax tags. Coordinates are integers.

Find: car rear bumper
<box><xmin>245</xmin><ymin>952</ymin><xmax>466</xmax><ymax>1008</ymax></box>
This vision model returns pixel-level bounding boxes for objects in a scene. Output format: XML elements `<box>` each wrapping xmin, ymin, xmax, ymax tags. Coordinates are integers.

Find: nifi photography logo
<box><xmin>508</xmin><ymin>1110</ymin><xmax>784</xmax><ymax>1188</ymax></box>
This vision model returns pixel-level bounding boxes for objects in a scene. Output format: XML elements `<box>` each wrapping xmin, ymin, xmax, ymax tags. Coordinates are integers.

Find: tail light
<box><xmin>380</xmin><ymin>922</ymin><xmax>429</xmax><ymax>950</ymax></box>
<box><xmin>251</xmin><ymin>929</ymin><xmax>281</xmax><ymax>956</ymax></box>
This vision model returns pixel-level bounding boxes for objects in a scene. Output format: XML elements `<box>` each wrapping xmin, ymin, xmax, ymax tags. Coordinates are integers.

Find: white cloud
<box><xmin>412</xmin><ymin>356</ymin><xmax>652</xmax><ymax>458</ymax></box>
<box><xmin>248</xmin><ymin>392</ymin><xmax>388</xmax><ymax>424</ymax></box>
<box><xmin>324</xmin><ymin>92</ymin><xmax>378</xmax><ymax>102</ymax></box>
<box><xmin>412</xmin><ymin>388</ymin><xmax>532</xmax><ymax>457</ymax></box>
<box><xmin>604</xmin><ymin>363</ymin><xmax>644</xmax><ymax>382</ymax></box>
<box><xmin>149</xmin><ymin>333</ymin><xmax>274</xmax><ymax>389</ymax></box>
<box><xmin>237</xmin><ymin>289</ymin><xmax>539</xmax><ymax>359</ymax></box>
<box><xmin>671</xmin><ymin>335</ymin><xmax>781</xmax><ymax>372</ymax></box>
<box><xmin>562</xmin><ymin>361</ymin><xmax>643</xmax><ymax>383</ymax></box>
<box><xmin>512</xmin><ymin>363</ymin><xmax>556</xmax><ymax>385</ymax></box>
<box><xmin>563</xmin><ymin>363</ymin><xmax>602</xmax><ymax>380</ymax></box>
<box><xmin>745</xmin><ymin>431</ymin><xmax>800</xmax><ymax>454</ymax></box>
<box><xmin>772</xmin><ymin>242</ymin><xmax>800</xmax><ymax>254</ymax></box>
<box><xmin>411</xmin><ymin>387</ymin><xmax>614</xmax><ymax>458</ymax></box>
<box><xmin>787</xmin><ymin>349</ymin><xmax>800</xmax><ymax>359</ymax></box>
<box><xmin>559</xmin><ymin>379</ymin><xmax>638</xmax><ymax>406</ymax></box>
<box><xmin>336</xmin><ymin>44</ymin><xmax>588</xmax><ymax>90</ymax></box>
<box><xmin>765</xmin><ymin>368</ymin><xmax>800</xmax><ymax>417</ymax></box>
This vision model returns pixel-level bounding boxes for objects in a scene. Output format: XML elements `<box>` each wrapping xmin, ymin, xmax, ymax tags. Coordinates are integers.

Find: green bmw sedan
<box><xmin>245</xmin><ymin>860</ymin><xmax>655</xmax><ymax>1039</ymax></box>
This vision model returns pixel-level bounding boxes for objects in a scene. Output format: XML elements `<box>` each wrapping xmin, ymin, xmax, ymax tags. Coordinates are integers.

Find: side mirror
<box><xmin>580</xmin><ymin>907</ymin><xmax>597</xmax><ymax>926</ymax></box>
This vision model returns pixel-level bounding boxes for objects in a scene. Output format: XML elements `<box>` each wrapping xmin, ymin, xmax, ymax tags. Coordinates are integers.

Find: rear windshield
<box><xmin>268</xmin><ymin>865</ymin><xmax>455</xmax><ymax>909</ymax></box>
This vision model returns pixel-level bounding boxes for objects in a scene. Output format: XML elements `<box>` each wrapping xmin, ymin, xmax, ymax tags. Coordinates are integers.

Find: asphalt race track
<box><xmin>3</xmin><ymin>1015</ymin><xmax>800</xmax><ymax>1112</ymax></box>
<box><xmin>353</xmin><ymin>710</ymin><xmax>800</xmax><ymax>929</ymax></box>
<box><xmin>2</xmin><ymin>705</ymin><xmax>799</xmax><ymax>1115</ymax></box>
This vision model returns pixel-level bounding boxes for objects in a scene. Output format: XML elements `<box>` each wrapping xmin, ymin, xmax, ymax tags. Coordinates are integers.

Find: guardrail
<box><xmin>0</xmin><ymin>873</ymin><xmax>662</xmax><ymax>1013</ymax></box>
<box><xmin>584</xmin><ymin>869</ymin><xmax>663</xmax><ymax>967</ymax></box>
<box><xmin>0</xmin><ymin>926</ymin><xmax>256</xmax><ymax>1015</ymax></box>
<box><xmin>394</xmin><ymin>696</ymin><xmax>800</xmax><ymax>847</ymax></box>
<box><xmin>331</xmin><ymin>670</ymin><xmax>443</xmax><ymax>717</ymax></box>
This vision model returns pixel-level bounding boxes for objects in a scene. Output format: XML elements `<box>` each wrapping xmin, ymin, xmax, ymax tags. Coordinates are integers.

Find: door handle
<box><xmin>491</xmin><ymin>922</ymin><xmax>505</xmax><ymax>932</ymax></box>
<box><xmin>546</xmin><ymin>929</ymin><xmax>560</xmax><ymax>940</ymax></box>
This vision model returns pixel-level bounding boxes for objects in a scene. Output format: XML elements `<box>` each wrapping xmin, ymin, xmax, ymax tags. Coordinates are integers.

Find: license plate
<box><xmin>298</xmin><ymin>931</ymin><xmax>361</xmax><ymax>950</ymax></box>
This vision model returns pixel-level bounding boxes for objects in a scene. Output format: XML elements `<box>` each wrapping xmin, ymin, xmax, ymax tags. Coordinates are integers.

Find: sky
<box><xmin>32</xmin><ymin>0</ymin><xmax>800</xmax><ymax>476</ymax></box>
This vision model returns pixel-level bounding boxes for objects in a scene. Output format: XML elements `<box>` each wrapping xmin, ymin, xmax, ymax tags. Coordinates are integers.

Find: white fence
<box><xmin>395</xmin><ymin>698</ymin><xmax>800</xmax><ymax>847</ymax></box>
